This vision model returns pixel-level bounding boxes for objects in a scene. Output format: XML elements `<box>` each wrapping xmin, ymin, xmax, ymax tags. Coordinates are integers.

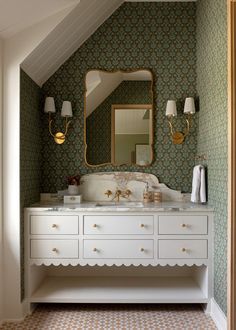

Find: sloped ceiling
<box><xmin>21</xmin><ymin>0</ymin><xmax>124</xmax><ymax>86</ymax></box>
<box><xmin>0</xmin><ymin>0</ymin><xmax>80</xmax><ymax>39</ymax></box>
<box><xmin>20</xmin><ymin>0</ymin><xmax>196</xmax><ymax>86</ymax></box>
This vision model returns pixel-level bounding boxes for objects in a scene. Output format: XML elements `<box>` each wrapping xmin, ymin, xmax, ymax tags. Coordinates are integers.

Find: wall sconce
<box><xmin>44</xmin><ymin>97</ymin><xmax>73</xmax><ymax>144</ymax></box>
<box><xmin>166</xmin><ymin>97</ymin><xmax>195</xmax><ymax>144</ymax></box>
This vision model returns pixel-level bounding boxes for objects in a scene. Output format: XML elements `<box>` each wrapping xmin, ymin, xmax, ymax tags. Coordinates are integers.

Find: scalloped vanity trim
<box><xmin>30</xmin><ymin>260</ymin><xmax>209</xmax><ymax>267</ymax></box>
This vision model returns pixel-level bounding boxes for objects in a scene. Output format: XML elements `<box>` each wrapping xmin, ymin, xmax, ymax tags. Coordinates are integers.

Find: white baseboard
<box><xmin>1</xmin><ymin>299</ymin><xmax>28</xmax><ymax>324</ymax></box>
<box><xmin>2</xmin><ymin>317</ymin><xmax>25</xmax><ymax>323</ymax></box>
<box><xmin>210</xmin><ymin>298</ymin><xmax>227</xmax><ymax>330</ymax></box>
<box><xmin>22</xmin><ymin>299</ymin><xmax>29</xmax><ymax>318</ymax></box>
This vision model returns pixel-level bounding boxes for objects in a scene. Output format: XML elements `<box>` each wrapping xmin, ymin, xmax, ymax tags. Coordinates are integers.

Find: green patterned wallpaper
<box><xmin>196</xmin><ymin>0</ymin><xmax>228</xmax><ymax>314</ymax></box>
<box><xmin>20</xmin><ymin>69</ymin><xmax>43</xmax><ymax>299</ymax></box>
<box><xmin>86</xmin><ymin>80</ymin><xmax>152</xmax><ymax>165</ymax></box>
<box><xmin>20</xmin><ymin>2</ymin><xmax>229</xmax><ymax>314</ymax></box>
<box><xmin>42</xmin><ymin>2</ymin><xmax>197</xmax><ymax>193</ymax></box>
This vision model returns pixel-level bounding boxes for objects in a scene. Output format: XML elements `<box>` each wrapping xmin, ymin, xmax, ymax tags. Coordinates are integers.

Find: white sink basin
<box><xmin>95</xmin><ymin>201</ymin><xmax>144</xmax><ymax>207</ymax></box>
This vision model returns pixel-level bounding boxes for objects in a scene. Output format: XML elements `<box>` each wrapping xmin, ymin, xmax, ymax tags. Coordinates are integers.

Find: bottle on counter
<box><xmin>143</xmin><ymin>183</ymin><xmax>149</xmax><ymax>203</ymax></box>
<box><xmin>153</xmin><ymin>189</ymin><xmax>162</xmax><ymax>203</ymax></box>
<box><xmin>143</xmin><ymin>183</ymin><xmax>153</xmax><ymax>203</ymax></box>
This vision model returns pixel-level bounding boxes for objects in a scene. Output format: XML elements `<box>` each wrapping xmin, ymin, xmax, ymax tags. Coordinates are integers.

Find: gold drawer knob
<box><xmin>93</xmin><ymin>224</ymin><xmax>97</xmax><ymax>228</ymax></box>
<box><xmin>140</xmin><ymin>224</ymin><xmax>145</xmax><ymax>228</ymax></box>
<box><xmin>140</xmin><ymin>248</ymin><xmax>145</xmax><ymax>252</ymax></box>
<box><xmin>93</xmin><ymin>248</ymin><xmax>97</xmax><ymax>252</ymax></box>
<box><xmin>52</xmin><ymin>224</ymin><xmax>57</xmax><ymax>228</ymax></box>
<box><xmin>181</xmin><ymin>223</ymin><xmax>187</xmax><ymax>228</ymax></box>
<box><xmin>52</xmin><ymin>248</ymin><xmax>58</xmax><ymax>253</ymax></box>
<box><xmin>181</xmin><ymin>248</ymin><xmax>186</xmax><ymax>252</ymax></box>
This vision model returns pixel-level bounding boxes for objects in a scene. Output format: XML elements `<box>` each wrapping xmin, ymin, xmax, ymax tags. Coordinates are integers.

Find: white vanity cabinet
<box><xmin>24</xmin><ymin>206</ymin><xmax>213</xmax><ymax>313</ymax></box>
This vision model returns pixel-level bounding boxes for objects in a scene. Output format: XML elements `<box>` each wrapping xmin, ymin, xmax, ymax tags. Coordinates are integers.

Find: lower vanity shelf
<box><xmin>27</xmin><ymin>265</ymin><xmax>209</xmax><ymax>305</ymax></box>
<box><xmin>30</xmin><ymin>276</ymin><xmax>208</xmax><ymax>304</ymax></box>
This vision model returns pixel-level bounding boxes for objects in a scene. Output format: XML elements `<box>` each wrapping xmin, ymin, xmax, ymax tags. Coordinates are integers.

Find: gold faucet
<box><xmin>104</xmin><ymin>190</ymin><xmax>112</xmax><ymax>198</ymax></box>
<box><xmin>124</xmin><ymin>189</ymin><xmax>132</xmax><ymax>198</ymax></box>
<box><xmin>113</xmin><ymin>189</ymin><xmax>122</xmax><ymax>202</ymax></box>
<box><xmin>112</xmin><ymin>189</ymin><xmax>132</xmax><ymax>202</ymax></box>
<box><xmin>105</xmin><ymin>189</ymin><xmax>132</xmax><ymax>202</ymax></box>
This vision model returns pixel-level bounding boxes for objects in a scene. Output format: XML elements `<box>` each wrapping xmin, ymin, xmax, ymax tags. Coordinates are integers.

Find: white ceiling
<box><xmin>0</xmin><ymin>0</ymin><xmax>80</xmax><ymax>39</ymax></box>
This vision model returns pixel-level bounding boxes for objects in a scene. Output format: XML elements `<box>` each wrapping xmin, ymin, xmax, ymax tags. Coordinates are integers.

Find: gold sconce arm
<box><xmin>48</xmin><ymin>113</ymin><xmax>72</xmax><ymax>145</ymax></box>
<box><xmin>167</xmin><ymin>114</ymin><xmax>193</xmax><ymax>145</ymax></box>
<box><xmin>183</xmin><ymin>114</ymin><xmax>191</xmax><ymax>137</ymax></box>
<box><xmin>167</xmin><ymin>116</ymin><xmax>175</xmax><ymax>136</ymax></box>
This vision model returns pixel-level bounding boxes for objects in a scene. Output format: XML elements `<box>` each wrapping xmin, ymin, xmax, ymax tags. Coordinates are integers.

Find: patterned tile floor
<box><xmin>0</xmin><ymin>304</ymin><xmax>217</xmax><ymax>330</ymax></box>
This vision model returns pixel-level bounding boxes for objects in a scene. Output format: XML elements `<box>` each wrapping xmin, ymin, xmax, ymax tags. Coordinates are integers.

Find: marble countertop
<box><xmin>25</xmin><ymin>201</ymin><xmax>214</xmax><ymax>212</ymax></box>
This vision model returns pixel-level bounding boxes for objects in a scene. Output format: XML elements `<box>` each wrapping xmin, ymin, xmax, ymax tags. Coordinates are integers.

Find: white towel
<box><xmin>200</xmin><ymin>166</ymin><xmax>206</xmax><ymax>203</ymax></box>
<box><xmin>191</xmin><ymin>165</ymin><xmax>206</xmax><ymax>203</ymax></box>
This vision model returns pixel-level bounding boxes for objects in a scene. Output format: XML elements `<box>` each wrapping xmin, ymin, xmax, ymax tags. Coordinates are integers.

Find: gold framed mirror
<box><xmin>84</xmin><ymin>69</ymin><xmax>154</xmax><ymax>167</ymax></box>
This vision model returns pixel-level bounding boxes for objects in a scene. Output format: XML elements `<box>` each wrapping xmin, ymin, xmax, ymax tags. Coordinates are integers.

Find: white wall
<box><xmin>2</xmin><ymin>8</ymin><xmax>71</xmax><ymax>320</ymax></box>
<box><xmin>0</xmin><ymin>37</ymin><xmax>3</xmax><ymax>326</ymax></box>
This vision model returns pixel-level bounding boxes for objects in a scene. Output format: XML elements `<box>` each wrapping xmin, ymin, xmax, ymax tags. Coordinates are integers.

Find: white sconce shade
<box><xmin>44</xmin><ymin>97</ymin><xmax>56</xmax><ymax>113</ymax></box>
<box><xmin>184</xmin><ymin>97</ymin><xmax>195</xmax><ymax>114</ymax></box>
<box><xmin>61</xmin><ymin>101</ymin><xmax>73</xmax><ymax>117</ymax></box>
<box><xmin>166</xmin><ymin>100</ymin><xmax>177</xmax><ymax>116</ymax></box>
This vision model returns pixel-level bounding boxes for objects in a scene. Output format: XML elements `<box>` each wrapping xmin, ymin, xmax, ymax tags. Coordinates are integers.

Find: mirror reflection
<box><xmin>112</xmin><ymin>105</ymin><xmax>152</xmax><ymax>166</ymax></box>
<box><xmin>85</xmin><ymin>70</ymin><xmax>153</xmax><ymax>166</ymax></box>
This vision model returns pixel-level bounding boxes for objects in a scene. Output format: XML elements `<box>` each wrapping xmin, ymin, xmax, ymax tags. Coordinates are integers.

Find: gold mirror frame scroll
<box><xmin>84</xmin><ymin>69</ymin><xmax>154</xmax><ymax>168</ymax></box>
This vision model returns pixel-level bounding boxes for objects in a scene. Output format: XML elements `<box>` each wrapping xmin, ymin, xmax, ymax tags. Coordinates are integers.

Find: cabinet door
<box><xmin>84</xmin><ymin>215</ymin><xmax>153</xmax><ymax>235</ymax></box>
<box><xmin>31</xmin><ymin>240</ymin><xmax>79</xmax><ymax>258</ymax></box>
<box><xmin>159</xmin><ymin>240</ymin><xmax>208</xmax><ymax>259</ymax></box>
<box><xmin>158</xmin><ymin>215</ymin><xmax>208</xmax><ymax>235</ymax></box>
<box><xmin>30</xmin><ymin>215</ymin><xmax>79</xmax><ymax>235</ymax></box>
<box><xmin>84</xmin><ymin>240</ymin><xmax>154</xmax><ymax>259</ymax></box>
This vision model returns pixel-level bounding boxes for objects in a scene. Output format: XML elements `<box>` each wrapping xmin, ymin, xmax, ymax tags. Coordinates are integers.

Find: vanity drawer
<box><xmin>159</xmin><ymin>240</ymin><xmax>208</xmax><ymax>259</ymax></box>
<box><xmin>158</xmin><ymin>215</ymin><xmax>208</xmax><ymax>235</ymax></box>
<box><xmin>30</xmin><ymin>215</ymin><xmax>79</xmax><ymax>235</ymax></box>
<box><xmin>83</xmin><ymin>215</ymin><xmax>153</xmax><ymax>235</ymax></box>
<box><xmin>30</xmin><ymin>239</ymin><xmax>79</xmax><ymax>259</ymax></box>
<box><xmin>83</xmin><ymin>240</ymin><xmax>154</xmax><ymax>259</ymax></box>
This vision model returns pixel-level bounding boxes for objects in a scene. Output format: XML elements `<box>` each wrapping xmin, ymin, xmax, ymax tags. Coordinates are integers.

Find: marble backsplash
<box><xmin>80</xmin><ymin>172</ymin><xmax>185</xmax><ymax>202</ymax></box>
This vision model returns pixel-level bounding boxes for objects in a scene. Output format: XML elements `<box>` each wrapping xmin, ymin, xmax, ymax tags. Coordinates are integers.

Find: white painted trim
<box><xmin>2</xmin><ymin>11</ymin><xmax>71</xmax><ymax>320</ymax></box>
<box><xmin>21</xmin><ymin>299</ymin><xmax>29</xmax><ymax>319</ymax></box>
<box><xmin>0</xmin><ymin>300</ymin><xmax>28</xmax><ymax>324</ymax></box>
<box><xmin>0</xmin><ymin>37</ymin><xmax>3</xmax><ymax>327</ymax></box>
<box><xmin>210</xmin><ymin>298</ymin><xmax>227</xmax><ymax>330</ymax></box>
